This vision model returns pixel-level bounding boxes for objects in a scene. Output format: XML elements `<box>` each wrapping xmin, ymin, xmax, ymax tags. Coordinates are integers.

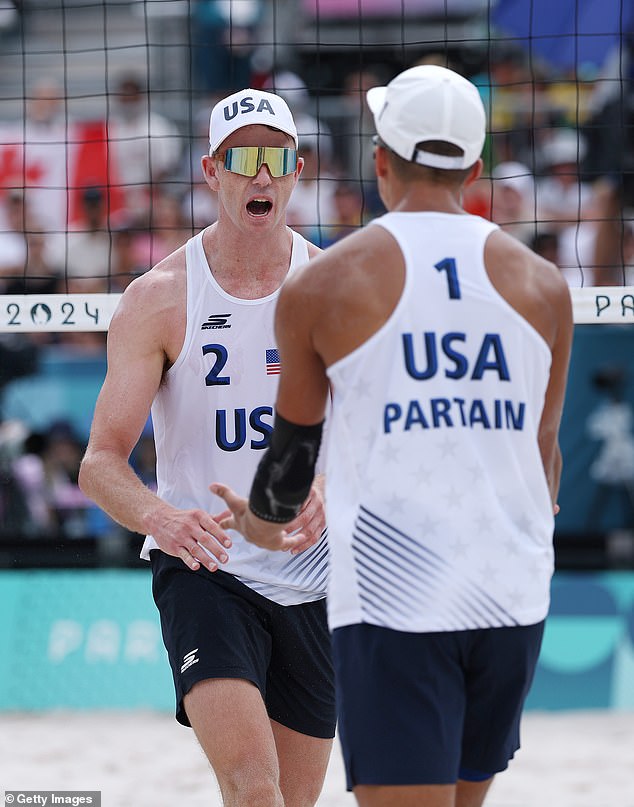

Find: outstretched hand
<box><xmin>210</xmin><ymin>483</ymin><xmax>306</xmax><ymax>552</ymax></box>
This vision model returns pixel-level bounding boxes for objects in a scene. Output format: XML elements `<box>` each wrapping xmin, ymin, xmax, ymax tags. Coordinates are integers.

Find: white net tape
<box><xmin>1</xmin><ymin>289</ymin><xmax>633</xmax><ymax>333</ymax></box>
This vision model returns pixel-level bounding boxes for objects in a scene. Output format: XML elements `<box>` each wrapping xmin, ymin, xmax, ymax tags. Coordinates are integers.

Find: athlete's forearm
<box><xmin>79</xmin><ymin>448</ymin><xmax>173</xmax><ymax>537</ymax></box>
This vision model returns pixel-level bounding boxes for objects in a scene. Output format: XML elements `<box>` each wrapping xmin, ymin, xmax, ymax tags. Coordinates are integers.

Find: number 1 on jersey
<box><xmin>435</xmin><ymin>257</ymin><xmax>461</xmax><ymax>299</ymax></box>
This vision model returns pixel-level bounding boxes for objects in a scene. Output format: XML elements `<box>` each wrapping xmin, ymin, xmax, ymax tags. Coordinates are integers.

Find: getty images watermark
<box><xmin>5</xmin><ymin>794</ymin><xmax>100</xmax><ymax>806</ymax></box>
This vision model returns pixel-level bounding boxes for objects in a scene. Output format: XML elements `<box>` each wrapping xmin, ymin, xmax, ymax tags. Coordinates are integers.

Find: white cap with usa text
<box><xmin>209</xmin><ymin>88</ymin><xmax>298</xmax><ymax>153</ymax></box>
<box><xmin>366</xmin><ymin>64</ymin><xmax>486</xmax><ymax>170</ymax></box>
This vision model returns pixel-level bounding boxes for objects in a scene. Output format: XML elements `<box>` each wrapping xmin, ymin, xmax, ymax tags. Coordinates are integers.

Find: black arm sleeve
<box><xmin>248</xmin><ymin>413</ymin><xmax>324</xmax><ymax>523</ymax></box>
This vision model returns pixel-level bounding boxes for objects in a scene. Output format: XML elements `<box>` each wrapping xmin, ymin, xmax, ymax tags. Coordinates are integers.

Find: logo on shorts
<box><xmin>181</xmin><ymin>648</ymin><xmax>200</xmax><ymax>673</ymax></box>
<box><xmin>202</xmin><ymin>314</ymin><xmax>232</xmax><ymax>330</ymax></box>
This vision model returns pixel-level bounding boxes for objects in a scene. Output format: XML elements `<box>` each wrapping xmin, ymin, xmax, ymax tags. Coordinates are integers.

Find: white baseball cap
<box><xmin>209</xmin><ymin>88</ymin><xmax>298</xmax><ymax>153</ymax></box>
<box><xmin>366</xmin><ymin>65</ymin><xmax>486</xmax><ymax>170</ymax></box>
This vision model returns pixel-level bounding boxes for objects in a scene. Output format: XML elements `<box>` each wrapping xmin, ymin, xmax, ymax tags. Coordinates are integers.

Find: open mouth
<box><xmin>246</xmin><ymin>198</ymin><xmax>273</xmax><ymax>217</ymax></box>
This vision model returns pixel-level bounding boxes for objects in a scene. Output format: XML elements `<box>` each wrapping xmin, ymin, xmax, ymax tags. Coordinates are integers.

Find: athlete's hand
<box><xmin>148</xmin><ymin>502</ymin><xmax>232</xmax><ymax>572</ymax></box>
<box><xmin>209</xmin><ymin>483</ymin><xmax>305</xmax><ymax>552</ymax></box>
<box><xmin>284</xmin><ymin>474</ymin><xmax>326</xmax><ymax>555</ymax></box>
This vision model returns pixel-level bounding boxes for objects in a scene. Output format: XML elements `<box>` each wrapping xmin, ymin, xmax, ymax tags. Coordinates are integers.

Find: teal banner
<box><xmin>527</xmin><ymin>572</ymin><xmax>634</xmax><ymax>710</ymax></box>
<box><xmin>0</xmin><ymin>570</ymin><xmax>633</xmax><ymax>711</ymax></box>
<box><xmin>0</xmin><ymin>569</ymin><xmax>173</xmax><ymax>710</ymax></box>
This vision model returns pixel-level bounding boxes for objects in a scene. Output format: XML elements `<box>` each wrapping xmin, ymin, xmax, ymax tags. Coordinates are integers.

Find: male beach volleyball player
<box><xmin>80</xmin><ymin>88</ymin><xmax>335</xmax><ymax>807</ymax></box>
<box><xmin>212</xmin><ymin>65</ymin><xmax>573</xmax><ymax>807</ymax></box>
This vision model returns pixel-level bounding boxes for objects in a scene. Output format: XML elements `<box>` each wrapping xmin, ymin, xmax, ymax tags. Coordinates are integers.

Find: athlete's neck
<box><xmin>201</xmin><ymin>222</ymin><xmax>294</xmax><ymax>299</ymax></box>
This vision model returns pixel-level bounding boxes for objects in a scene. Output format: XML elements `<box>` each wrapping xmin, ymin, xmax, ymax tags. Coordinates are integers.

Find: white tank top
<box><xmin>325</xmin><ymin>211</ymin><xmax>554</xmax><ymax>632</ymax></box>
<box><xmin>141</xmin><ymin>228</ymin><xmax>329</xmax><ymax>606</ymax></box>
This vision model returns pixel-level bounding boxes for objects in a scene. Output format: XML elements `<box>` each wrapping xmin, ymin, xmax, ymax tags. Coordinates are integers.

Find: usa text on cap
<box><xmin>209</xmin><ymin>88</ymin><xmax>298</xmax><ymax>153</ymax></box>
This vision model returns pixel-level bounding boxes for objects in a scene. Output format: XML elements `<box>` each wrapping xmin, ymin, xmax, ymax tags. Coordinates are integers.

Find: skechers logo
<box><xmin>181</xmin><ymin>648</ymin><xmax>200</xmax><ymax>673</ymax></box>
<box><xmin>223</xmin><ymin>97</ymin><xmax>276</xmax><ymax>120</ymax></box>
<box><xmin>202</xmin><ymin>314</ymin><xmax>232</xmax><ymax>330</ymax></box>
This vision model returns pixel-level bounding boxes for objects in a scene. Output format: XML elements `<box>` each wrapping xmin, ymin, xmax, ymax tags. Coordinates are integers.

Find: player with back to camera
<box><xmin>212</xmin><ymin>65</ymin><xmax>573</xmax><ymax>807</ymax></box>
<box><xmin>79</xmin><ymin>88</ymin><xmax>335</xmax><ymax>807</ymax></box>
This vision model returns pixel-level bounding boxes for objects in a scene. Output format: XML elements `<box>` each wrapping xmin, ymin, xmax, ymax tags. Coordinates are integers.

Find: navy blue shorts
<box><xmin>333</xmin><ymin>621</ymin><xmax>545</xmax><ymax>788</ymax></box>
<box><xmin>150</xmin><ymin>550</ymin><xmax>336</xmax><ymax>739</ymax></box>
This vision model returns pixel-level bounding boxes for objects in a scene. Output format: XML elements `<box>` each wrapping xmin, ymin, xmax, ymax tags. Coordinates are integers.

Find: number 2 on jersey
<box><xmin>203</xmin><ymin>343</ymin><xmax>230</xmax><ymax>386</ymax></box>
<box><xmin>435</xmin><ymin>257</ymin><xmax>461</xmax><ymax>299</ymax></box>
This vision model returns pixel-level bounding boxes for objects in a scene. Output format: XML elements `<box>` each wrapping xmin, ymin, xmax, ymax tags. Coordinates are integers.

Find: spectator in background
<box><xmin>189</xmin><ymin>0</ymin><xmax>263</xmax><ymax>94</ymax></box>
<box><xmin>316</xmin><ymin>180</ymin><xmax>364</xmax><ymax>248</ymax></box>
<box><xmin>0</xmin><ymin>188</ymin><xmax>61</xmax><ymax>298</ymax></box>
<box><xmin>12</xmin><ymin>77</ymin><xmax>69</xmax><ymax>236</ymax></box>
<box><xmin>337</xmin><ymin>66</ymin><xmax>387</xmax><ymax>217</ymax></box>
<box><xmin>64</xmin><ymin>187</ymin><xmax>112</xmax><ymax>292</ymax></box>
<box><xmin>0</xmin><ymin>420</ymin><xmax>34</xmax><ymax>539</ymax></box>
<box><xmin>263</xmin><ymin>70</ymin><xmax>334</xmax><ymax>168</ymax></box>
<box><xmin>109</xmin><ymin>223</ymin><xmax>147</xmax><ymax>292</ymax></box>
<box><xmin>41</xmin><ymin>420</ymin><xmax>93</xmax><ymax>539</ymax></box>
<box><xmin>490</xmin><ymin>161</ymin><xmax>537</xmax><ymax>245</ymax></box>
<box><xmin>264</xmin><ymin>71</ymin><xmax>342</xmax><ymax>243</ymax></box>
<box><xmin>176</xmin><ymin>106</ymin><xmax>220</xmax><ymax>230</ymax></box>
<box><xmin>530</xmin><ymin>231</ymin><xmax>560</xmax><ymax>266</ymax></box>
<box><xmin>132</xmin><ymin>187</ymin><xmax>194</xmax><ymax>268</ymax></box>
<box><xmin>6</xmin><ymin>232</ymin><xmax>62</xmax><ymax>296</ymax></box>
<box><xmin>534</xmin><ymin>129</ymin><xmax>599</xmax><ymax>286</ymax></box>
<box><xmin>10</xmin><ymin>421</ymin><xmax>93</xmax><ymax>539</ymax></box>
<box><xmin>107</xmin><ymin>73</ymin><xmax>182</xmax><ymax>220</ymax></box>
<box><xmin>0</xmin><ymin>189</ymin><xmax>29</xmax><ymax>289</ymax></box>
<box><xmin>11</xmin><ymin>429</ymin><xmax>55</xmax><ymax>537</ymax></box>
<box><xmin>286</xmin><ymin>133</ymin><xmax>338</xmax><ymax>244</ymax></box>
<box><xmin>582</xmin><ymin>31</ymin><xmax>634</xmax><ymax>286</ymax></box>
<box><xmin>535</xmin><ymin>128</ymin><xmax>595</xmax><ymax>230</ymax></box>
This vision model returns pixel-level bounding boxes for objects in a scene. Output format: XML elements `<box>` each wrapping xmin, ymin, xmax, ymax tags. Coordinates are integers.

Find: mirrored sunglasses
<box><xmin>220</xmin><ymin>146</ymin><xmax>298</xmax><ymax>177</ymax></box>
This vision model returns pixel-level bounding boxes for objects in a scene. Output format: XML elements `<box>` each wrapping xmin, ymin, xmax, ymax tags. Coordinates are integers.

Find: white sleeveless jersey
<box><xmin>141</xmin><ymin>229</ymin><xmax>329</xmax><ymax>606</ymax></box>
<box><xmin>325</xmin><ymin>211</ymin><xmax>554</xmax><ymax>633</ymax></box>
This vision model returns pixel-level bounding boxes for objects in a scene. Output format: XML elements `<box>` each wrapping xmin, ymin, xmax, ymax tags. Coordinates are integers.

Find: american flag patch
<box><xmin>266</xmin><ymin>348</ymin><xmax>281</xmax><ymax>375</ymax></box>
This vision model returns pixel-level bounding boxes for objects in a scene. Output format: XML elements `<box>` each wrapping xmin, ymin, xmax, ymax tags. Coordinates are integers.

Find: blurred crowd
<box><xmin>0</xmin><ymin>415</ymin><xmax>157</xmax><ymax>545</ymax></box>
<box><xmin>1</xmin><ymin>52</ymin><xmax>633</xmax><ymax>314</ymax></box>
<box><xmin>1</xmin><ymin>8</ymin><xmax>634</xmax><ymax>546</ymax></box>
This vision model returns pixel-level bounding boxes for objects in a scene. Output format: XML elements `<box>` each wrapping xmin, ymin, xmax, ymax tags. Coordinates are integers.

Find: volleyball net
<box><xmin>0</xmin><ymin>0</ymin><xmax>631</xmax><ymax>565</ymax></box>
<box><xmin>0</xmin><ymin>0</ymin><xmax>633</xmax><ymax>329</ymax></box>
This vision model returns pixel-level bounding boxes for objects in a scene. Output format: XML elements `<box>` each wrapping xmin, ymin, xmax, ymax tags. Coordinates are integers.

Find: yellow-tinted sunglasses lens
<box><xmin>223</xmin><ymin>147</ymin><xmax>297</xmax><ymax>177</ymax></box>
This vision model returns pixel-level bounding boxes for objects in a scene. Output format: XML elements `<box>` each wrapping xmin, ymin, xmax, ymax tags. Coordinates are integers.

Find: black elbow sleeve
<box><xmin>248</xmin><ymin>413</ymin><xmax>324</xmax><ymax>523</ymax></box>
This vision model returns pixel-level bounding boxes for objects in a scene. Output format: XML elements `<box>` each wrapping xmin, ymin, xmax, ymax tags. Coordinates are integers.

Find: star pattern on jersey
<box><xmin>442</xmin><ymin>485</ymin><xmax>464</xmax><ymax>508</ymax></box>
<box><xmin>437</xmin><ymin>435</ymin><xmax>459</xmax><ymax>458</ymax></box>
<box><xmin>474</xmin><ymin>511</ymin><xmax>494</xmax><ymax>533</ymax></box>
<box><xmin>363</xmin><ymin>429</ymin><xmax>377</xmax><ymax>450</ymax></box>
<box><xmin>386</xmin><ymin>492</ymin><xmax>407</xmax><ymax>514</ymax></box>
<box><xmin>516</xmin><ymin>512</ymin><xmax>533</xmax><ymax>535</ymax></box>
<box><xmin>480</xmin><ymin>561</ymin><xmax>499</xmax><ymax>582</ymax></box>
<box><xmin>380</xmin><ymin>441</ymin><xmax>401</xmax><ymax>464</ymax></box>
<box><xmin>506</xmin><ymin>587</ymin><xmax>526</xmax><ymax>609</ymax></box>
<box><xmin>448</xmin><ymin>536</ymin><xmax>469</xmax><ymax>557</ymax></box>
<box><xmin>352</xmin><ymin>378</ymin><xmax>372</xmax><ymax>398</ymax></box>
<box><xmin>418</xmin><ymin>515</ymin><xmax>440</xmax><ymax>537</ymax></box>
<box><xmin>416</xmin><ymin>464</ymin><xmax>434</xmax><ymax>484</ymax></box>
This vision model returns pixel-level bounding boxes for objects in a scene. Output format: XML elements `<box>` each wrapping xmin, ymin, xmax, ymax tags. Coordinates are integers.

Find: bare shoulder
<box><xmin>485</xmin><ymin>229</ymin><xmax>572</xmax><ymax>347</ymax></box>
<box><xmin>280</xmin><ymin>223</ymin><xmax>405</xmax><ymax>364</ymax></box>
<box><xmin>110</xmin><ymin>246</ymin><xmax>187</xmax><ymax>340</ymax></box>
<box><xmin>286</xmin><ymin>223</ymin><xmax>401</xmax><ymax>301</ymax></box>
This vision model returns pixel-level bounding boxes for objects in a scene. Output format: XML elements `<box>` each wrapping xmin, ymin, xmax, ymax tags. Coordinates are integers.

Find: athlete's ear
<box><xmin>465</xmin><ymin>158</ymin><xmax>484</xmax><ymax>187</ymax></box>
<box><xmin>202</xmin><ymin>154</ymin><xmax>221</xmax><ymax>191</ymax></box>
<box><xmin>373</xmin><ymin>144</ymin><xmax>389</xmax><ymax>179</ymax></box>
<box><xmin>295</xmin><ymin>155</ymin><xmax>305</xmax><ymax>180</ymax></box>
